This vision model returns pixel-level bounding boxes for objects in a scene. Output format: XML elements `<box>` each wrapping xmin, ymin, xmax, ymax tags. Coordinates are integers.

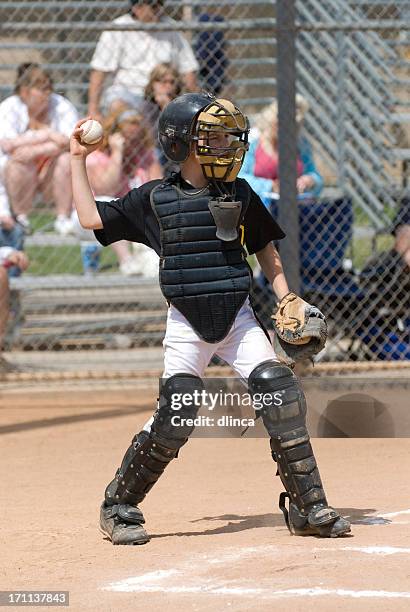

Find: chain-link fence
<box><xmin>0</xmin><ymin>0</ymin><xmax>409</xmax><ymax>365</ymax></box>
<box><xmin>273</xmin><ymin>0</ymin><xmax>410</xmax><ymax>363</ymax></box>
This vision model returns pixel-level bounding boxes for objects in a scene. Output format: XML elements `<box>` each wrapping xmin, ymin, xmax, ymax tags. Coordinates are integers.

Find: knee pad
<box><xmin>248</xmin><ymin>360</ymin><xmax>307</xmax><ymax>437</ymax></box>
<box><xmin>153</xmin><ymin>373</ymin><xmax>204</xmax><ymax>441</ymax></box>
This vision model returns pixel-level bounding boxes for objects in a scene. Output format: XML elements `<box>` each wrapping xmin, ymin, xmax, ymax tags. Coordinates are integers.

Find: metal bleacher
<box><xmin>8</xmin><ymin>274</ymin><xmax>167</xmax><ymax>351</ymax></box>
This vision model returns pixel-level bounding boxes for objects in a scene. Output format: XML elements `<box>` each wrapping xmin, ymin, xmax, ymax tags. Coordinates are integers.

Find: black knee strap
<box><xmin>105</xmin><ymin>373</ymin><xmax>203</xmax><ymax>506</ymax></box>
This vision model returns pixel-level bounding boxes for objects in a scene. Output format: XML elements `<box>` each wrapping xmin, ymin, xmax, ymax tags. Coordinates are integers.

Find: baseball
<box><xmin>80</xmin><ymin>119</ymin><xmax>104</xmax><ymax>145</ymax></box>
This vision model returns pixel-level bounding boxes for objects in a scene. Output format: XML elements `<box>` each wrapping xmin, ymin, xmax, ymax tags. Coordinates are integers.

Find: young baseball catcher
<box><xmin>70</xmin><ymin>93</ymin><xmax>351</xmax><ymax>545</ymax></box>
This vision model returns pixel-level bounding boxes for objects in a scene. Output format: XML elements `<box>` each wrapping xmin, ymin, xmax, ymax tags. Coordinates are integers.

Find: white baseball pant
<box><xmin>142</xmin><ymin>298</ymin><xmax>278</xmax><ymax>432</ymax></box>
<box><xmin>162</xmin><ymin>298</ymin><xmax>277</xmax><ymax>379</ymax></box>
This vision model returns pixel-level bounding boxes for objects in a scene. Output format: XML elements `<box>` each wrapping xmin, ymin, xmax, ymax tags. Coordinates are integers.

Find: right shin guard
<box><xmin>105</xmin><ymin>373</ymin><xmax>203</xmax><ymax>507</ymax></box>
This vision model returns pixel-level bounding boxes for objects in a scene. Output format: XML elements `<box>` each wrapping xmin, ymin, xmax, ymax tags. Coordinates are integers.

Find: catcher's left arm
<box><xmin>255</xmin><ymin>241</ymin><xmax>289</xmax><ymax>301</ymax></box>
<box><xmin>255</xmin><ymin>242</ymin><xmax>327</xmax><ymax>366</ymax></box>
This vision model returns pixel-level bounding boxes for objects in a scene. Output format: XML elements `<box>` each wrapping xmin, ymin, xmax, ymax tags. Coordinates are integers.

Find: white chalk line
<box><xmin>102</xmin><ymin>512</ymin><xmax>410</xmax><ymax>599</ymax></box>
<box><xmin>378</xmin><ymin>508</ymin><xmax>410</xmax><ymax>519</ymax></box>
<box><xmin>315</xmin><ymin>545</ymin><xmax>410</xmax><ymax>556</ymax></box>
<box><xmin>352</xmin><ymin>508</ymin><xmax>410</xmax><ymax>525</ymax></box>
<box><xmin>103</xmin><ymin>573</ymin><xmax>410</xmax><ymax>600</ymax></box>
<box><xmin>351</xmin><ymin>508</ymin><xmax>410</xmax><ymax>525</ymax></box>
<box><xmin>102</xmin><ymin>542</ymin><xmax>410</xmax><ymax>599</ymax></box>
<box><xmin>345</xmin><ymin>546</ymin><xmax>410</xmax><ymax>556</ymax></box>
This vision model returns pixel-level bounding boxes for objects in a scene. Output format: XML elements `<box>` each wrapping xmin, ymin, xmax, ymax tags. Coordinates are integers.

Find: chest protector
<box><xmin>150</xmin><ymin>179</ymin><xmax>252</xmax><ymax>343</ymax></box>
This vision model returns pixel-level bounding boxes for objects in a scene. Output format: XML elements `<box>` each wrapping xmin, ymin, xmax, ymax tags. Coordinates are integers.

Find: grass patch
<box><xmin>23</xmin><ymin>209</ymin><xmax>120</xmax><ymax>275</ymax></box>
<box><xmin>25</xmin><ymin>244</ymin><xmax>119</xmax><ymax>276</ymax></box>
<box><xmin>26</xmin><ymin>245</ymin><xmax>82</xmax><ymax>275</ymax></box>
<box><xmin>352</xmin><ymin>233</ymin><xmax>394</xmax><ymax>270</ymax></box>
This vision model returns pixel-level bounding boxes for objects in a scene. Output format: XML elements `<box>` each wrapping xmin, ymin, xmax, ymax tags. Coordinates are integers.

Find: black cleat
<box><xmin>280</xmin><ymin>493</ymin><xmax>351</xmax><ymax>538</ymax></box>
<box><xmin>100</xmin><ymin>502</ymin><xmax>150</xmax><ymax>545</ymax></box>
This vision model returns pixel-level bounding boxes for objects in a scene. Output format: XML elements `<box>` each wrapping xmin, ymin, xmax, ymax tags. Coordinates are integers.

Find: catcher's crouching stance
<box><xmin>70</xmin><ymin>93</ymin><xmax>351</xmax><ymax>545</ymax></box>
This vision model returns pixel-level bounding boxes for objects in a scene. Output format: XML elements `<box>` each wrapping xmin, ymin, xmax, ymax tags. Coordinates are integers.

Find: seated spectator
<box><xmin>143</xmin><ymin>62</ymin><xmax>183</xmax><ymax>134</ymax></box>
<box><xmin>142</xmin><ymin>62</ymin><xmax>182</xmax><ymax>172</ymax></box>
<box><xmin>0</xmin><ymin>247</ymin><xmax>29</xmax><ymax>374</ymax></box>
<box><xmin>239</xmin><ymin>95</ymin><xmax>323</xmax><ymax>201</ymax></box>
<box><xmin>0</xmin><ymin>63</ymin><xmax>79</xmax><ymax>235</ymax></box>
<box><xmin>88</xmin><ymin>0</ymin><xmax>198</xmax><ymax>118</ymax></box>
<box><xmin>86</xmin><ymin>105</ymin><xmax>162</xmax><ymax>275</ymax></box>
<box><xmin>393</xmin><ymin>197</ymin><xmax>410</xmax><ymax>268</ymax></box>
<box><xmin>0</xmin><ymin>189</ymin><xmax>25</xmax><ymax>277</ymax></box>
<box><xmin>395</xmin><ymin>226</ymin><xmax>410</xmax><ymax>268</ymax></box>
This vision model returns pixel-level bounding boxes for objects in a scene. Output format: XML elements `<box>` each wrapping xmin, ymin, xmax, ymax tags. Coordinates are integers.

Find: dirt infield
<box><xmin>1</xmin><ymin>392</ymin><xmax>410</xmax><ymax>611</ymax></box>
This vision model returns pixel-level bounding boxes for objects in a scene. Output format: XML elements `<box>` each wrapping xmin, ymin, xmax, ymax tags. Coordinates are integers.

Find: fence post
<box><xmin>336</xmin><ymin>8</ymin><xmax>347</xmax><ymax>192</ymax></box>
<box><xmin>276</xmin><ymin>0</ymin><xmax>300</xmax><ymax>293</ymax></box>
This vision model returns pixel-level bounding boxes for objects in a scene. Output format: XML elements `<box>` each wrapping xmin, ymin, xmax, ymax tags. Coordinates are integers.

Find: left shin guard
<box><xmin>105</xmin><ymin>373</ymin><xmax>204</xmax><ymax>507</ymax></box>
<box><xmin>248</xmin><ymin>360</ymin><xmax>350</xmax><ymax>537</ymax></box>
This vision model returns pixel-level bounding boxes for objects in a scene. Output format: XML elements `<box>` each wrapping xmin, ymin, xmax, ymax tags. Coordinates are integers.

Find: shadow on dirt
<box><xmin>150</xmin><ymin>512</ymin><xmax>282</xmax><ymax>538</ymax></box>
<box><xmin>0</xmin><ymin>407</ymin><xmax>139</xmax><ymax>435</ymax></box>
<box><xmin>339</xmin><ymin>508</ymin><xmax>392</xmax><ymax>525</ymax></box>
<box><xmin>150</xmin><ymin>507</ymin><xmax>390</xmax><ymax>539</ymax></box>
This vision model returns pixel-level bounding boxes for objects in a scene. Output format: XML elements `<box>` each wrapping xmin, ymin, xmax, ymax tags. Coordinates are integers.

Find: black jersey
<box><xmin>94</xmin><ymin>174</ymin><xmax>285</xmax><ymax>254</ymax></box>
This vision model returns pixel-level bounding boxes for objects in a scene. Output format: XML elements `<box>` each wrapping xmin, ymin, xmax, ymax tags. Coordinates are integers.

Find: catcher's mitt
<box><xmin>271</xmin><ymin>292</ymin><xmax>327</xmax><ymax>366</ymax></box>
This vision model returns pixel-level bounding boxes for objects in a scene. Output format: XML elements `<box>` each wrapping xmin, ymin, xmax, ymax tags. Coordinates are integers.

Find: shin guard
<box><xmin>105</xmin><ymin>373</ymin><xmax>203</xmax><ymax>507</ymax></box>
<box><xmin>249</xmin><ymin>360</ymin><xmax>350</xmax><ymax>537</ymax></box>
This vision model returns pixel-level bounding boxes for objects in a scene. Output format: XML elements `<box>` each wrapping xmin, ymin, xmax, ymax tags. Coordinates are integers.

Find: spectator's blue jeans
<box><xmin>0</xmin><ymin>223</ymin><xmax>25</xmax><ymax>277</ymax></box>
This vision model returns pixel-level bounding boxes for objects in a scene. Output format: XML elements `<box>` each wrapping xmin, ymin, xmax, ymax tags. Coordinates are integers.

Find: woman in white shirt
<box><xmin>0</xmin><ymin>63</ymin><xmax>79</xmax><ymax>235</ymax></box>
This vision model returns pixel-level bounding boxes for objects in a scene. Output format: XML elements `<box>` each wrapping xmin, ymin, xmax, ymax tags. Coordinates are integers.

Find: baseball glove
<box><xmin>271</xmin><ymin>292</ymin><xmax>327</xmax><ymax>366</ymax></box>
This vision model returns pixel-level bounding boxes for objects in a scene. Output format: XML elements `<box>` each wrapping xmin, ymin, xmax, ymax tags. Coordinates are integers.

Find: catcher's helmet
<box><xmin>158</xmin><ymin>92</ymin><xmax>249</xmax><ymax>182</ymax></box>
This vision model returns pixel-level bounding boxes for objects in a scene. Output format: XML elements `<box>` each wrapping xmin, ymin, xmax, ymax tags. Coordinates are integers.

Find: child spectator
<box><xmin>143</xmin><ymin>63</ymin><xmax>183</xmax><ymax>134</ymax></box>
<box><xmin>142</xmin><ymin>62</ymin><xmax>182</xmax><ymax>173</ymax></box>
<box><xmin>86</xmin><ymin>105</ymin><xmax>162</xmax><ymax>275</ymax></box>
